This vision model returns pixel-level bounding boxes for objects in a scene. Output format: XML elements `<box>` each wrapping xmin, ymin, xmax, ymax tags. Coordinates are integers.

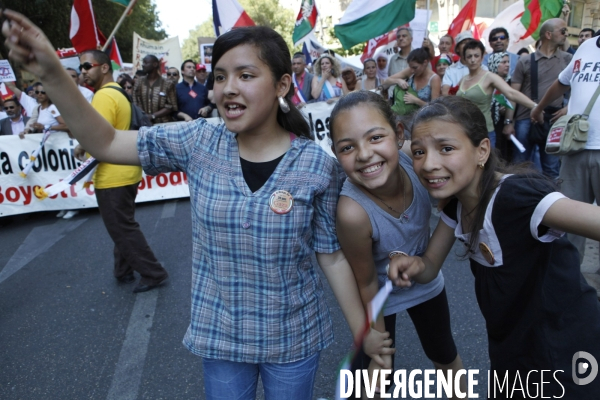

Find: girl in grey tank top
<box><xmin>329</xmin><ymin>91</ymin><xmax>464</xmax><ymax>386</ymax></box>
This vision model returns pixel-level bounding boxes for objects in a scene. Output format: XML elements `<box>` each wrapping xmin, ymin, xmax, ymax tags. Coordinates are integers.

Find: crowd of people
<box><xmin>2</xmin><ymin>6</ymin><xmax>600</xmax><ymax>399</ymax></box>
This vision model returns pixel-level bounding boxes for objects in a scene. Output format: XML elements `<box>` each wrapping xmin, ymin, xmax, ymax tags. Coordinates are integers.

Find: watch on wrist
<box><xmin>504</xmin><ymin>119</ymin><xmax>513</xmax><ymax>125</ymax></box>
<box><xmin>151</xmin><ymin>114</ymin><xmax>156</xmax><ymax>120</ymax></box>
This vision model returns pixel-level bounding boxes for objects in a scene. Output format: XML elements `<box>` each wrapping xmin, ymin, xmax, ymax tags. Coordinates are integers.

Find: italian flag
<box><xmin>334</xmin><ymin>0</ymin><xmax>416</xmax><ymax>49</ymax></box>
<box><xmin>293</xmin><ymin>0</ymin><xmax>319</xmax><ymax>46</ymax></box>
<box><xmin>520</xmin><ymin>0</ymin><xmax>563</xmax><ymax>40</ymax></box>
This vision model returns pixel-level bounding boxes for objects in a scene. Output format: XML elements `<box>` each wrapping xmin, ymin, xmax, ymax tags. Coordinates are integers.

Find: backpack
<box><xmin>101</xmin><ymin>85</ymin><xmax>152</xmax><ymax>130</ymax></box>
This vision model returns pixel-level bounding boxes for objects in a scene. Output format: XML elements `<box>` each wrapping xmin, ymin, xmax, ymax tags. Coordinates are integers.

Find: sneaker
<box><xmin>62</xmin><ymin>210</ymin><xmax>79</xmax><ymax>219</ymax></box>
<box><xmin>56</xmin><ymin>210</ymin><xmax>67</xmax><ymax>218</ymax></box>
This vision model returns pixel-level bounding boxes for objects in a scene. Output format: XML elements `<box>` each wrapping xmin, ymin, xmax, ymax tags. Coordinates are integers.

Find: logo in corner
<box><xmin>572</xmin><ymin>351</ymin><xmax>598</xmax><ymax>385</ymax></box>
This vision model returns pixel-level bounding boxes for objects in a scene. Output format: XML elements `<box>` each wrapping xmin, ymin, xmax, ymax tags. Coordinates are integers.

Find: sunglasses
<box><xmin>3</xmin><ymin>106</ymin><xmax>16</xmax><ymax>110</ymax></box>
<box><xmin>125</xmin><ymin>85</ymin><xmax>133</xmax><ymax>89</ymax></box>
<box><xmin>35</xmin><ymin>90</ymin><xmax>46</xmax><ymax>95</ymax></box>
<box><xmin>556</xmin><ymin>28</ymin><xmax>568</xmax><ymax>34</ymax></box>
<box><xmin>166</xmin><ymin>73</ymin><xmax>179</xmax><ymax>77</ymax></box>
<box><xmin>79</xmin><ymin>62</ymin><xmax>102</xmax><ymax>71</ymax></box>
<box><xmin>490</xmin><ymin>35</ymin><xmax>507</xmax><ymax>42</ymax></box>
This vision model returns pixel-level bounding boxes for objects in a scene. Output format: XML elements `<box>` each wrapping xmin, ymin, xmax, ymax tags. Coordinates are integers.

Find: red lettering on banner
<box><xmin>169</xmin><ymin>172</ymin><xmax>182</xmax><ymax>186</ymax></box>
<box><xmin>146</xmin><ymin>175</ymin><xmax>154</xmax><ymax>189</ymax></box>
<box><xmin>85</xmin><ymin>185</ymin><xmax>95</xmax><ymax>196</ymax></box>
<box><xmin>183</xmin><ymin>173</ymin><xmax>188</xmax><ymax>184</ymax></box>
<box><xmin>47</xmin><ymin>184</ymin><xmax>59</xmax><ymax>199</ymax></box>
<box><xmin>156</xmin><ymin>173</ymin><xmax>168</xmax><ymax>187</ymax></box>
<box><xmin>0</xmin><ymin>188</ymin><xmax>4</xmax><ymax>203</ymax></box>
<box><xmin>19</xmin><ymin>186</ymin><xmax>33</xmax><ymax>205</ymax></box>
<box><xmin>6</xmin><ymin>187</ymin><xmax>19</xmax><ymax>202</ymax></box>
<box><xmin>138</xmin><ymin>178</ymin><xmax>145</xmax><ymax>190</ymax></box>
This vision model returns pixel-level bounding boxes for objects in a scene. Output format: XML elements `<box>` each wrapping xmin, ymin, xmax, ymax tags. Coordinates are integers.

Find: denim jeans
<box><xmin>202</xmin><ymin>352</ymin><xmax>320</xmax><ymax>400</ymax></box>
<box><xmin>512</xmin><ymin>119</ymin><xmax>560</xmax><ymax>179</ymax></box>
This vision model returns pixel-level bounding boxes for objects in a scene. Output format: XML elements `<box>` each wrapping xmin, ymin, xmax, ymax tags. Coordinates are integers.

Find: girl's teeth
<box><xmin>362</xmin><ymin>163</ymin><xmax>382</xmax><ymax>173</ymax></box>
<box><xmin>428</xmin><ymin>178</ymin><xmax>448</xmax><ymax>183</ymax></box>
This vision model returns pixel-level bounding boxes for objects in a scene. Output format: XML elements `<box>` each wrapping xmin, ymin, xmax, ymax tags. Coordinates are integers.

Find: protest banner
<box><xmin>0</xmin><ymin>60</ymin><xmax>16</xmax><ymax>83</ymax></box>
<box><xmin>132</xmin><ymin>32</ymin><xmax>183</xmax><ymax>74</ymax></box>
<box><xmin>0</xmin><ymin>102</ymin><xmax>335</xmax><ymax>217</ymax></box>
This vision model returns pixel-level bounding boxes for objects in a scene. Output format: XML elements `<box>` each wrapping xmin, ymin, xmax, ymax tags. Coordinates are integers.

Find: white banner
<box><xmin>0</xmin><ymin>103</ymin><xmax>335</xmax><ymax>217</ymax></box>
<box><xmin>132</xmin><ymin>33</ymin><xmax>183</xmax><ymax>74</ymax></box>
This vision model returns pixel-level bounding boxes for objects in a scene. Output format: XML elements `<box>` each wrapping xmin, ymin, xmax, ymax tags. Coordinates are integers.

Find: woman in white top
<box><xmin>25</xmin><ymin>83</ymin><xmax>69</xmax><ymax>134</ymax></box>
<box><xmin>360</xmin><ymin>58</ymin><xmax>381</xmax><ymax>91</ymax></box>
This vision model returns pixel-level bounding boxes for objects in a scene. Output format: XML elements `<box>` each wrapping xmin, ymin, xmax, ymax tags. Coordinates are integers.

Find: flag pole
<box><xmin>101</xmin><ymin>0</ymin><xmax>138</xmax><ymax>51</ymax></box>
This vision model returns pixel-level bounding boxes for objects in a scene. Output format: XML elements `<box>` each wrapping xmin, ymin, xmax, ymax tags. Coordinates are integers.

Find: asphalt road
<box><xmin>0</xmin><ymin>200</ymin><xmax>490</xmax><ymax>399</ymax></box>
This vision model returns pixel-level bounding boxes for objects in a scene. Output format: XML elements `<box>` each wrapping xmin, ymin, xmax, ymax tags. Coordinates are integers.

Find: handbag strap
<box><xmin>530</xmin><ymin>53</ymin><xmax>538</xmax><ymax>102</ymax></box>
<box><xmin>583</xmin><ymin>83</ymin><xmax>600</xmax><ymax>118</ymax></box>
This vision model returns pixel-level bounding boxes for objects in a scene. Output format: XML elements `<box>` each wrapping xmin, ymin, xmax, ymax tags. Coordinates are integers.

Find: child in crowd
<box><xmin>389</xmin><ymin>95</ymin><xmax>600</xmax><ymax>397</ymax></box>
<box><xmin>2</xmin><ymin>10</ymin><xmax>391</xmax><ymax>399</ymax></box>
<box><xmin>329</xmin><ymin>91</ymin><xmax>465</xmax><ymax>397</ymax></box>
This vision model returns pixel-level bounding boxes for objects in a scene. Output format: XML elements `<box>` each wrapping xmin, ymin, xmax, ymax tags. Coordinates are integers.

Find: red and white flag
<box><xmin>212</xmin><ymin>0</ymin><xmax>255</xmax><ymax>37</ymax></box>
<box><xmin>447</xmin><ymin>0</ymin><xmax>477</xmax><ymax>40</ymax></box>
<box><xmin>69</xmin><ymin>0</ymin><xmax>102</xmax><ymax>53</ymax></box>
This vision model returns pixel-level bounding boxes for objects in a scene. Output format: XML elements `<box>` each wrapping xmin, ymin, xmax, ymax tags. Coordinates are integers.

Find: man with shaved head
<box><xmin>133</xmin><ymin>54</ymin><xmax>177</xmax><ymax>124</ymax></box>
<box><xmin>503</xmin><ymin>18</ymin><xmax>572</xmax><ymax>178</ymax></box>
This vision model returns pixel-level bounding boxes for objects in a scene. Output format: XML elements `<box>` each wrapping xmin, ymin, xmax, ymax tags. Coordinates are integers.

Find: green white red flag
<box><xmin>493</xmin><ymin>89</ymin><xmax>514</xmax><ymax>110</ymax></box>
<box><xmin>293</xmin><ymin>0</ymin><xmax>319</xmax><ymax>46</ymax></box>
<box><xmin>520</xmin><ymin>0</ymin><xmax>563</xmax><ymax>40</ymax></box>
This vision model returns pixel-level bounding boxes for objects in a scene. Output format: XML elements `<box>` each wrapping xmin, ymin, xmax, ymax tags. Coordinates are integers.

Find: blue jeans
<box><xmin>512</xmin><ymin>119</ymin><xmax>560</xmax><ymax>179</ymax></box>
<box><xmin>202</xmin><ymin>352</ymin><xmax>320</xmax><ymax>400</ymax></box>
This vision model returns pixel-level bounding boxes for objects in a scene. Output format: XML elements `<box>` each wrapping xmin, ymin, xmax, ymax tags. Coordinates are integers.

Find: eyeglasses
<box><xmin>490</xmin><ymin>35</ymin><xmax>507</xmax><ymax>42</ymax></box>
<box><xmin>79</xmin><ymin>62</ymin><xmax>102</xmax><ymax>71</ymax></box>
<box><xmin>35</xmin><ymin>90</ymin><xmax>46</xmax><ymax>95</ymax></box>
<box><xmin>3</xmin><ymin>106</ymin><xmax>16</xmax><ymax>110</ymax></box>
<box><xmin>166</xmin><ymin>73</ymin><xmax>179</xmax><ymax>77</ymax></box>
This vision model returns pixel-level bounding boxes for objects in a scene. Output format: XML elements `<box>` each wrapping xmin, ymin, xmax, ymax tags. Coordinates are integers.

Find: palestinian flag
<box><xmin>493</xmin><ymin>89</ymin><xmax>514</xmax><ymax>110</ymax></box>
<box><xmin>334</xmin><ymin>0</ymin><xmax>416</xmax><ymax>49</ymax></box>
<box><xmin>107</xmin><ymin>0</ymin><xmax>131</xmax><ymax>6</ymax></box>
<box><xmin>293</xmin><ymin>0</ymin><xmax>319</xmax><ymax>46</ymax></box>
<box><xmin>520</xmin><ymin>0</ymin><xmax>563</xmax><ymax>40</ymax></box>
<box><xmin>104</xmin><ymin>38</ymin><xmax>123</xmax><ymax>70</ymax></box>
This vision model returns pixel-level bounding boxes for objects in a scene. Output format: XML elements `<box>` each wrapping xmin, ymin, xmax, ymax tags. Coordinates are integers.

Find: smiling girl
<box><xmin>3</xmin><ymin>11</ymin><xmax>389</xmax><ymax>399</ymax></box>
<box><xmin>330</xmin><ymin>91</ymin><xmax>466</xmax><ymax>397</ymax></box>
<box><xmin>389</xmin><ymin>96</ymin><xmax>600</xmax><ymax>397</ymax></box>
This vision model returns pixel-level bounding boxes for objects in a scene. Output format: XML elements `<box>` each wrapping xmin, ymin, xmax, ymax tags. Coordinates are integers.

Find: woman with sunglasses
<box><xmin>22</xmin><ymin>82</ymin><xmax>69</xmax><ymax>134</ymax></box>
<box><xmin>119</xmin><ymin>75</ymin><xmax>135</xmax><ymax>97</ymax></box>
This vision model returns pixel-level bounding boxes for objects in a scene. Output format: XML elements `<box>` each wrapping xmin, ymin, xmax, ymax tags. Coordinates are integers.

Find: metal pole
<box><xmin>101</xmin><ymin>0</ymin><xmax>138</xmax><ymax>51</ymax></box>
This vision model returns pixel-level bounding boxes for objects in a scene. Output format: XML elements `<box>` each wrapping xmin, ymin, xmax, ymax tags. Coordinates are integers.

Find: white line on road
<box><xmin>0</xmin><ymin>219</ymin><xmax>87</xmax><ymax>285</ymax></box>
<box><xmin>106</xmin><ymin>289</ymin><xmax>159</xmax><ymax>400</ymax></box>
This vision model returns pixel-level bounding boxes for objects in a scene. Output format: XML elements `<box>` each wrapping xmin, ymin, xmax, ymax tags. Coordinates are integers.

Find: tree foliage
<box><xmin>2</xmin><ymin>0</ymin><xmax>167</xmax><ymax>62</ymax></box>
<box><xmin>181</xmin><ymin>0</ymin><xmax>295</xmax><ymax>61</ymax></box>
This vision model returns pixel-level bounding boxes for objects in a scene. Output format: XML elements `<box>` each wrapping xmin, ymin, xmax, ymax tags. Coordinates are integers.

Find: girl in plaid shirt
<box><xmin>4</xmin><ymin>10</ymin><xmax>392</xmax><ymax>399</ymax></box>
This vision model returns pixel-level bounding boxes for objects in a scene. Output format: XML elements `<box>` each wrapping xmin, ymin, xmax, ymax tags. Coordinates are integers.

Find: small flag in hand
<box><xmin>493</xmin><ymin>89</ymin><xmax>514</xmax><ymax>110</ymax></box>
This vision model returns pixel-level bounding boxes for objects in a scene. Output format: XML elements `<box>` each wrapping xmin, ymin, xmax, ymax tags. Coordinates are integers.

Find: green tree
<box><xmin>181</xmin><ymin>18</ymin><xmax>215</xmax><ymax>62</ymax></box>
<box><xmin>2</xmin><ymin>0</ymin><xmax>167</xmax><ymax>63</ymax></box>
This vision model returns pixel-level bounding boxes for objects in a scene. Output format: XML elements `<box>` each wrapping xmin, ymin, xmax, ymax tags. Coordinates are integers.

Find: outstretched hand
<box><xmin>2</xmin><ymin>9</ymin><xmax>64</xmax><ymax>80</ymax></box>
<box><xmin>387</xmin><ymin>255</ymin><xmax>425</xmax><ymax>287</ymax></box>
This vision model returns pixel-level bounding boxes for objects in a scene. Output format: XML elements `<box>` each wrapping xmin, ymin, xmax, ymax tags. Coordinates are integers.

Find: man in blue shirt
<box><xmin>483</xmin><ymin>27</ymin><xmax>520</xmax><ymax>76</ymax></box>
<box><xmin>175</xmin><ymin>59</ymin><xmax>212</xmax><ymax>121</ymax></box>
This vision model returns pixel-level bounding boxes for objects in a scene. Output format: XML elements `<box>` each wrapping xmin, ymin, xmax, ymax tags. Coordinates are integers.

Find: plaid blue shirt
<box><xmin>138</xmin><ymin>119</ymin><xmax>341</xmax><ymax>363</ymax></box>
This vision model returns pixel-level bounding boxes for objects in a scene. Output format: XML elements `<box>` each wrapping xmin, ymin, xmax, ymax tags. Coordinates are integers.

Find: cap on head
<box><xmin>455</xmin><ymin>31</ymin><xmax>474</xmax><ymax>47</ymax></box>
<box><xmin>196</xmin><ymin>64</ymin><xmax>207</xmax><ymax>71</ymax></box>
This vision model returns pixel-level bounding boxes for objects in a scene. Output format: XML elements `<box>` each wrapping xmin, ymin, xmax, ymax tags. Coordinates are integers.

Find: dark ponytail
<box><xmin>211</xmin><ymin>27</ymin><xmax>311</xmax><ymax>139</ymax></box>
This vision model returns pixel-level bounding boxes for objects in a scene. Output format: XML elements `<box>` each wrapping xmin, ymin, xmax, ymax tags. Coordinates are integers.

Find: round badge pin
<box><xmin>479</xmin><ymin>242</ymin><xmax>495</xmax><ymax>265</ymax></box>
<box><xmin>269</xmin><ymin>190</ymin><xmax>293</xmax><ymax>214</ymax></box>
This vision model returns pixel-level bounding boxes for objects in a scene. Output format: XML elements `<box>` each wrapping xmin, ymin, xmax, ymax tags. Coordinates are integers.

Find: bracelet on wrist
<box><xmin>504</xmin><ymin>119</ymin><xmax>513</xmax><ymax>125</ymax></box>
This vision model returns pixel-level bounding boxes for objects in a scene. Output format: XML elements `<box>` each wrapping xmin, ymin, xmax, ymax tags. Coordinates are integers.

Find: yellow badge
<box><xmin>479</xmin><ymin>242</ymin><xmax>495</xmax><ymax>265</ymax></box>
<box><xmin>269</xmin><ymin>190</ymin><xmax>293</xmax><ymax>214</ymax></box>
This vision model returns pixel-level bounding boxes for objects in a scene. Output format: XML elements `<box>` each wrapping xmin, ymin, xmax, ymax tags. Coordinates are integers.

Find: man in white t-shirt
<box><xmin>66</xmin><ymin>68</ymin><xmax>94</xmax><ymax>103</ymax></box>
<box><xmin>532</xmin><ymin>35</ymin><xmax>600</xmax><ymax>263</ymax></box>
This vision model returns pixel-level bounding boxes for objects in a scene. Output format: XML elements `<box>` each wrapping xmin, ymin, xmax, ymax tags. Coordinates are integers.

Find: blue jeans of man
<box><xmin>512</xmin><ymin>119</ymin><xmax>560</xmax><ymax>179</ymax></box>
<box><xmin>202</xmin><ymin>352</ymin><xmax>320</xmax><ymax>400</ymax></box>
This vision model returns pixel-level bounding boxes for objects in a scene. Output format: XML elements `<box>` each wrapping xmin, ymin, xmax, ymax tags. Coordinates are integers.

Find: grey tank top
<box><xmin>340</xmin><ymin>151</ymin><xmax>444</xmax><ymax>315</ymax></box>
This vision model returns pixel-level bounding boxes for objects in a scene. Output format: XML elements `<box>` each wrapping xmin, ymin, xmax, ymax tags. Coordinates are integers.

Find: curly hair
<box><xmin>313</xmin><ymin>54</ymin><xmax>341</xmax><ymax>78</ymax></box>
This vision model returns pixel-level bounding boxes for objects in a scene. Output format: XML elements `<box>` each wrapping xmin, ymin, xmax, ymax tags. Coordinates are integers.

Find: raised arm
<box><xmin>382</xmin><ymin>67</ymin><xmax>411</xmax><ymax>89</ymax></box>
<box><xmin>2</xmin><ymin>9</ymin><xmax>140</xmax><ymax>165</ymax></box>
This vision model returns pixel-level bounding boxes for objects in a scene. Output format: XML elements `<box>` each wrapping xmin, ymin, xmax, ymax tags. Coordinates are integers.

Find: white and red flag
<box><xmin>69</xmin><ymin>0</ymin><xmax>102</xmax><ymax>53</ymax></box>
<box><xmin>212</xmin><ymin>0</ymin><xmax>255</xmax><ymax>37</ymax></box>
<box><xmin>447</xmin><ymin>0</ymin><xmax>477</xmax><ymax>40</ymax></box>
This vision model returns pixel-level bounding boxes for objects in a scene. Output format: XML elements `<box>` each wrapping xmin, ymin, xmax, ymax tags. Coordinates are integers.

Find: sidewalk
<box><xmin>581</xmin><ymin>239</ymin><xmax>600</xmax><ymax>298</ymax></box>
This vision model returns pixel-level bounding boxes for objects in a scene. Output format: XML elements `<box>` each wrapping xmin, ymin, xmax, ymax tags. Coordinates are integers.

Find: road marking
<box><xmin>106</xmin><ymin>289</ymin><xmax>159</xmax><ymax>400</ymax></box>
<box><xmin>0</xmin><ymin>219</ymin><xmax>87</xmax><ymax>285</ymax></box>
<box><xmin>160</xmin><ymin>201</ymin><xmax>177</xmax><ymax>219</ymax></box>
